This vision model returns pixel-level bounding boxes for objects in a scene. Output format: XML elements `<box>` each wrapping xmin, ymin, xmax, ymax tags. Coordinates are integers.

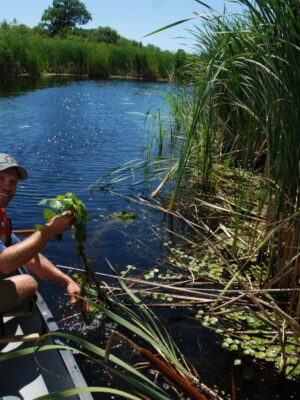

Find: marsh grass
<box><xmin>0</xmin><ymin>23</ymin><xmax>180</xmax><ymax>80</ymax></box>
<box><xmin>147</xmin><ymin>0</ymin><xmax>300</xmax><ymax>314</ymax></box>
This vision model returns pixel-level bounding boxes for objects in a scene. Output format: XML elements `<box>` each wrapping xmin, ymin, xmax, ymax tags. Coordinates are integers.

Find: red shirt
<box><xmin>0</xmin><ymin>208</ymin><xmax>11</xmax><ymax>247</ymax></box>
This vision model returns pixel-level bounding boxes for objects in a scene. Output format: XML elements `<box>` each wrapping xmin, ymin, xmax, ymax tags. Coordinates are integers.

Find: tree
<box><xmin>93</xmin><ymin>27</ymin><xmax>120</xmax><ymax>44</ymax></box>
<box><xmin>41</xmin><ymin>0</ymin><xmax>92</xmax><ymax>35</ymax></box>
<box><xmin>174</xmin><ymin>49</ymin><xmax>188</xmax><ymax>80</ymax></box>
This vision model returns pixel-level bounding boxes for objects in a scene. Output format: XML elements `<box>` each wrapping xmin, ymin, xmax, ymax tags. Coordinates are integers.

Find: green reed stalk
<box><xmin>157</xmin><ymin>1</ymin><xmax>300</xmax><ymax>312</ymax></box>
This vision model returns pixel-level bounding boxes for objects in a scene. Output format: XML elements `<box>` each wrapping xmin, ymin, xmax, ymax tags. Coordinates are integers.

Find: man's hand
<box><xmin>43</xmin><ymin>212</ymin><xmax>75</xmax><ymax>238</ymax></box>
<box><xmin>66</xmin><ymin>280</ymin><xmax>81</xmax><ymax>304</ymax></box>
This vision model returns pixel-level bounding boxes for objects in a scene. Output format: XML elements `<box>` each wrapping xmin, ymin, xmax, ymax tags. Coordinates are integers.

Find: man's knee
<box><xmin>9</xmin><ymin>274</ymin><xmax>38</xmax><ymax>298</ymax></box>
<box><xmin>21</xmin><ymin>275</ymin><xmax>38</xmax><ymax>297</ymax></box>
<box><xmin>0</xmin><ymin>275</ymin><xmax>38</xmax><ymax>313</ymax></box>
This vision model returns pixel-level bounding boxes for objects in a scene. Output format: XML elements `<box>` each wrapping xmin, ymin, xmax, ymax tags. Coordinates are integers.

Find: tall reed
<box><xmin>161</xmin><ymin>1</ymin><xmax>300</xmax><ymax>313</ymax></box>
<box><xmin>0</xmin><ymin>23</ymin><xmax>182</xmax><ymax>81</ymax></box>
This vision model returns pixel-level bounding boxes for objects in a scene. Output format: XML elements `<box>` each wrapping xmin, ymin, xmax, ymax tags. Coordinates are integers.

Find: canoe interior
<box><xmin>0</xmin><ymin>292</ymin><xmax>92</xmax><ymax>400</ymax></box>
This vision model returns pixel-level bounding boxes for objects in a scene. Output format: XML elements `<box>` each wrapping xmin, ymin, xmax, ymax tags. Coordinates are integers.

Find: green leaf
<box><xmin>34</xmin><ymin>224</ymin><xmax>43</xmax><ymax>231</ymax></box>
<box><xmin>38</xmin><ymin>198</ymin><xmax>48</xmax><ymax>206</ymax></box>
<box><xmin>43</xmin><ymin>209</ymin><xmax>56</xmax><ymax>220</ymax></box>
<box><xmin>143</xmin><ymin>17</ymin><xmax>197</xmax><ymax>37</ymax></box>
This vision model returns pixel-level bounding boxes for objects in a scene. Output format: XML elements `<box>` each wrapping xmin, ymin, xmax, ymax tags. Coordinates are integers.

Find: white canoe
<box><xmin>0</xmin><ymin>291</ymin><xmax>93</xmax><ymax>400</ymax></box>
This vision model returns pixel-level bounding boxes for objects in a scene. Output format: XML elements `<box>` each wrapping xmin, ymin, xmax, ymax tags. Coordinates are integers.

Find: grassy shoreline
<box><xmin>0</xmin><ymin>23</ymin><xmax>187</xmax><ymax>82</ymax></box>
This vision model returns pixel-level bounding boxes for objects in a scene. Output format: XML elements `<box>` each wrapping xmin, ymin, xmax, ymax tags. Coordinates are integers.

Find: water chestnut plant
<box><xmin>38</xmin><ymin>192</ymin><xmax>108</xmax><ymax>319</ymax></box>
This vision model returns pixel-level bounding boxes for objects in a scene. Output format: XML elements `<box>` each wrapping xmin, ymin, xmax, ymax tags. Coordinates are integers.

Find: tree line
<box><xmin>0</xmin><ymin>0</ymin><xmax>188</xmax><ymax>81</ymax></box>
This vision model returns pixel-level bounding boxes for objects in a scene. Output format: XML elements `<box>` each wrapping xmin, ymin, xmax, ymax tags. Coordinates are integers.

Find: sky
<box><xmin>0</xmin><ymin>0</ymin><xmax>244</xmax><ymax>52</ymax></box>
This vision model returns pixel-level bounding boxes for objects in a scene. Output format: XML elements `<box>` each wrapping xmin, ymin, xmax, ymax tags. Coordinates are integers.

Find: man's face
<box><xmin>0</xmin><ymin>168</ymin><xmax>18</xmax><ymax>207</ymax></box>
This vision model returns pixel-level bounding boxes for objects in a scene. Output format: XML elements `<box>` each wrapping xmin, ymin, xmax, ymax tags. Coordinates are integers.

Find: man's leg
<box><xmin>0</xmin><ymin>275</ymin><xmax>37</xmax><ymax>313</ymax></box>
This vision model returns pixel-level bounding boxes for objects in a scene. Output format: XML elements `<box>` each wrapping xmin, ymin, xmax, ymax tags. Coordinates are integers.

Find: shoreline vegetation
<box><xmin>0</xmin><ymin>21</ymin><xmax>188</xmax><ymax>82</ymax></box>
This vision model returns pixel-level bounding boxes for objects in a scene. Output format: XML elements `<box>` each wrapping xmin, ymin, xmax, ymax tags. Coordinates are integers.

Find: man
<box><xmin>0</xmin><ymin>153</ymin><xmax>80</xmax><ymax>313</ymax></box>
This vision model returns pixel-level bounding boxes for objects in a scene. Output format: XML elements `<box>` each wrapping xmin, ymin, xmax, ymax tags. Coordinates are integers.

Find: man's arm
<box><xmin>0</xmin><ymin>213</ymin><xmax>73</xmax><ymax>275</ymax></box>
<box><xmin>25</xmin><ymin>254</ymin><xmax>80</xmax><ymax>304</ymax></box>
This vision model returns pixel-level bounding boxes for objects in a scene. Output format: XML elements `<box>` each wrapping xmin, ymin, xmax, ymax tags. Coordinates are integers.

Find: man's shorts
<box><xmin>0</xmin><ymin>277</ymin><xmax>18</xmax><ymax>313</ymax></box>
<box><xmin>0</xmin><ymin>234</ymin><xmax>22</xmax><ymax>313</ymax></box>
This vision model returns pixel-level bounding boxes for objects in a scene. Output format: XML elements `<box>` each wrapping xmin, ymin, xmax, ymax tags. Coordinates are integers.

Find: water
<box><xmin>0</xmin><ymin>77</ymin><xmax>299</xmax><ymax>399</ymax></box>
<box><xmin>1</xmin><ymin>77</ymin><xmax>171</xmax><ymax>272</ymax></box>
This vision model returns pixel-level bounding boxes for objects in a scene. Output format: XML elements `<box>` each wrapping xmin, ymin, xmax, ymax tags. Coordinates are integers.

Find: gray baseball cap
<box><xmin>0</xmin><ymin>153</ymin><xmax>28</xmax><ymax>180</ymax></box>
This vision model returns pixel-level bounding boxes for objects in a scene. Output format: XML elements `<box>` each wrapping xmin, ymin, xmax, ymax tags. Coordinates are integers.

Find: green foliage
<box><xmin>147</xmin><ymin>0</ymin><xmax>300</xmax><ymax>316</ymax></box>
<box><xmin>0</xmin><ymin>332</ymin><xmax>170</xmax><ymax>399</ymax></box>
<box><xmin>105</xmin><ymin>260</ymin><xmax>197</xmax><ymax>382</ymax></box>
<box><xmin>174</xmin><ymin>49</ymin><xmax>189</xmax><ymax>80</ymax></box>
<box><xmin>71</xmin><ymin>272</ymin><xmax>99</xmax><ymax>324</ymax></box>
<box><xmin>0</xmin><ymin>25</ymin><xmax>44</xmax><ymax>76</ymax></box>
<box><xmin>0</xmin><ymin>23</ymin><xmax>181</xmax><ymax>80</ymax></box>
<box><xmin>41</xmin><ymin>0</ymin><xmax>92</xmax><ymax>35</ymax></box>
<box><xmin>108</xmin><ymin>210</ymin><xmax>137</xmax><ymax>221</ymax></box>
<box><xmin>38</xmin><ymin>192</ymin><xmax>90</xmax><ymax>254</ymax></box>
<box><xmin>154</xmin><ymin>243</ymin><xmax>300</xmax><ymax>379</ymax></box>
<box><xmin>89</xmin><ymin>26</ymin><xmax>121</xmax><ymax>44</ymax></box>
<box><xmin>216</xmin><ymin>314</ymin><xmax>300</xmax><ymax>380</ymax></box>
<box><xmin>38</xmin><ymin>192</ymin><xmax>108</xmax><ymax>316</ymax></box>
<box><xmin>154</xmin><ymin>0</ymin><xmax>299</xmax><ymax>217</ymax></box>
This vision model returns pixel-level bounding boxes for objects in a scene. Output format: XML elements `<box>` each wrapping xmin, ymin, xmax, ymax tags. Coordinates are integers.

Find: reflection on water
<box><xmin>0</xmin><ymin>75</ymin><xmax>88</xmax><ymax>97</ymax></box>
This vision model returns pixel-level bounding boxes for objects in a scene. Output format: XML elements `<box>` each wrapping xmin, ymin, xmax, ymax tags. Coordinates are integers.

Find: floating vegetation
<box><xmin>108</xmin><ymin>210</ymin><xmax>137</xmax><ymax>221</ymax></box>
<box><xmin>133</xmin><ymin>240</ymin><xmax>300</xmax><ymax>380</ymax></box>
<box><xmin>120</xmin><ymin>264</ymin><xmax>137</xmax><ymax>276</ymax></box>
<box><xmin>93</xmin><ymin>155</ymin><xmax>300</xmax><ymax>381</ymax></box>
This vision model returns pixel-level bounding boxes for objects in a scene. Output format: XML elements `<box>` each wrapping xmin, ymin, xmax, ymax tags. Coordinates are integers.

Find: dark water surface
<box><xmin>1</xmin><ymin>77</ymin><xmax>299</xmax><ymax>399</ymax></box>
<box><xmin>2</xmin><ymin>77</ymin><xmax>170</xmax><ymax>269</ymax></box>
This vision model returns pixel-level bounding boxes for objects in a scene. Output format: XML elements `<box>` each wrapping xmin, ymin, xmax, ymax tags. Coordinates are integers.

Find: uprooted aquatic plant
<box><xmin>37</xmin><ymin>192</ymin><xmax>108</xmax><ymax>314</ymax></box>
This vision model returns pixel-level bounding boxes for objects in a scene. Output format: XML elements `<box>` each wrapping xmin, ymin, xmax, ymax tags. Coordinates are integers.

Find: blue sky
<box><xmin>0</xmin><ymin>0</ymin><xmax>244</xmax><ymax>52</ymax></box>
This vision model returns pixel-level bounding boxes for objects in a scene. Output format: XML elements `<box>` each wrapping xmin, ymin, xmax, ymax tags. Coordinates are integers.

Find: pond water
<box><xmin>0</xmin><ymin>77</ymin><xmax>299</xmax><ymax>399</ymax></box>
<box><xmin>2</xmin><ymin>77</ymin><xmax>171</xmax><ymax>271</ymax></box>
